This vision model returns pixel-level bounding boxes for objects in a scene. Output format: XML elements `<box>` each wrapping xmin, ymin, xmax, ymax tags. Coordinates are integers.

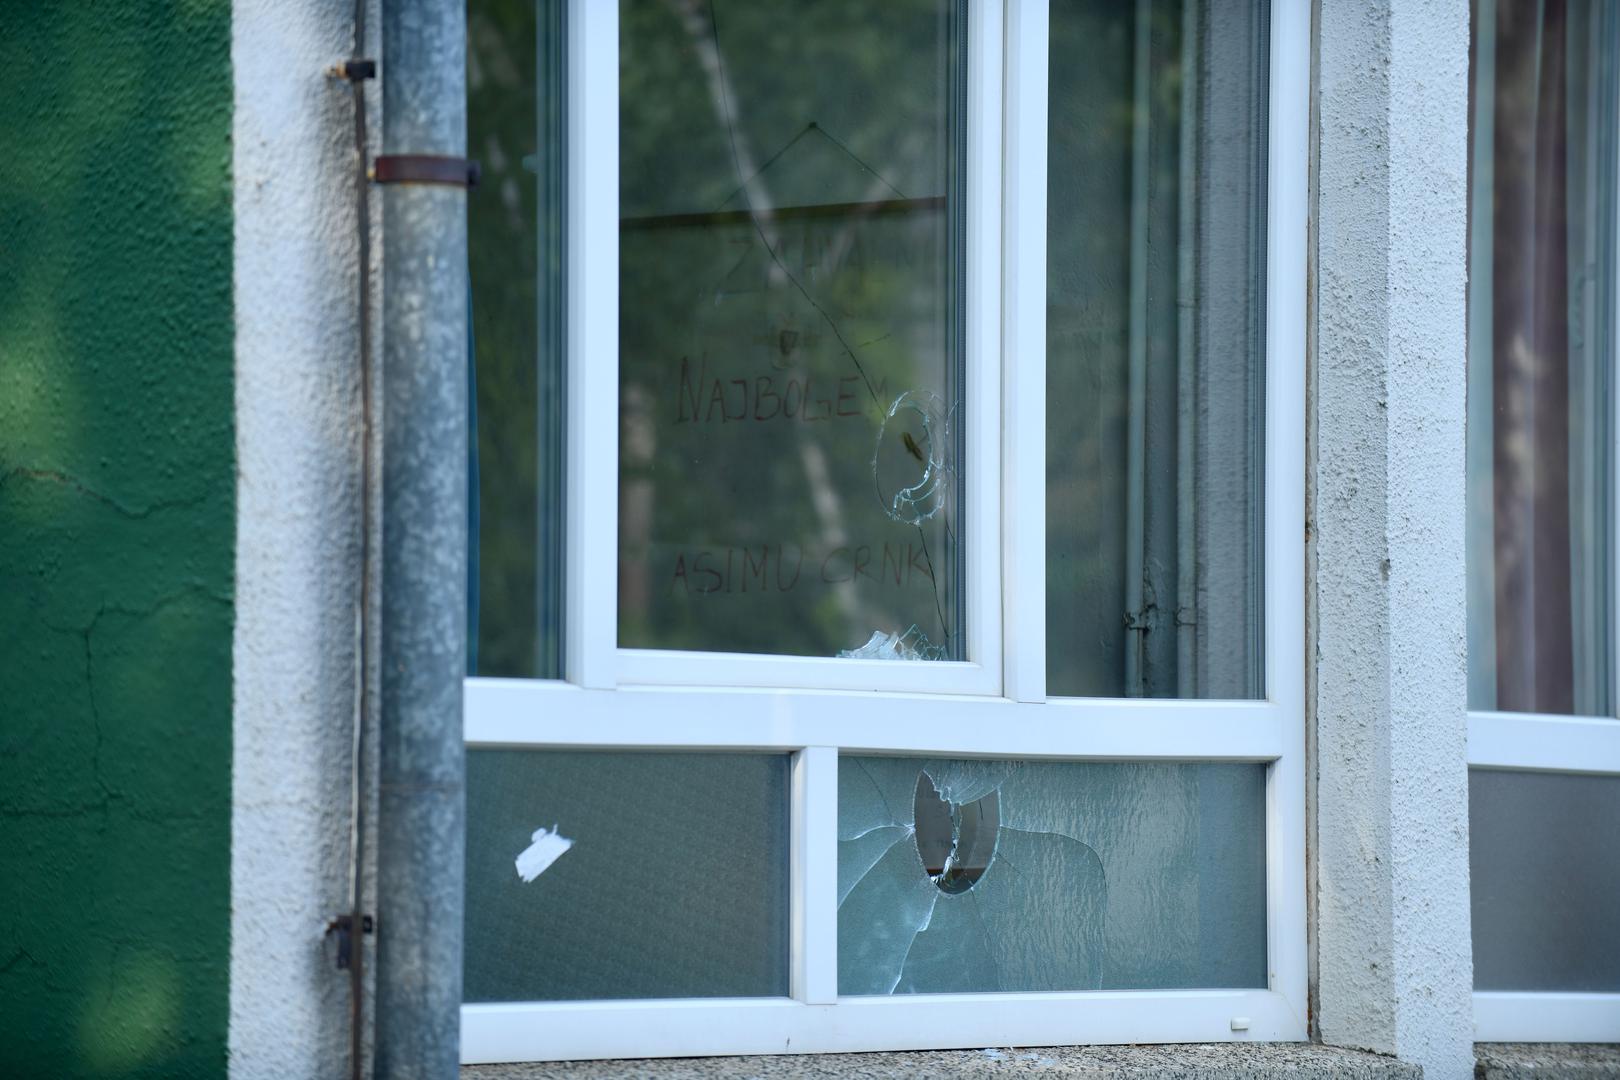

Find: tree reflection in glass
<box><xmin>618</xmin><ymin>0</ymin><xmax>967</xmax><ymax>659</ymax></box>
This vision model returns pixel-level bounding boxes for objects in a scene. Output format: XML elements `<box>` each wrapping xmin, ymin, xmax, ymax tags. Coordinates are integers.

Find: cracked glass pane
<box><xmin>838</xmin><ymin>757</ymin><xmax>1267</xmax><ymax>993</ymax></box>
<box><xmin>617</xmin><ymin>0</ymin><xmax>966</xmax><ymax>659</ymax></box>
<box><xmin>1047</xmin><ymin>0</ymin><xmax>1268</xmax><ymax>698</ymax></box>
<box><xmin>464</xmin><ymin>750</ymin><xmax>789</xmax><ymax>1002</ymax></box>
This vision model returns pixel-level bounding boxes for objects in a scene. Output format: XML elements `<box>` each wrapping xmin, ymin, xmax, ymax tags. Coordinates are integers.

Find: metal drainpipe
<box><xmin>375</xmin><ymin>0</ymin><xmax>468</xmax><ymax>1076</ymax></box>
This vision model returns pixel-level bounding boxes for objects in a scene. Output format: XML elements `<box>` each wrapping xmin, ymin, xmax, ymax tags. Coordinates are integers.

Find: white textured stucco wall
<box><xmin>1313</xmin><ymin>0</ymin><xmax>1475</xmax><ymax>1076</ymax></box>
<box><xmin>230</xmin><ymin>1</ymin><xmax>373</xmax><ymax>1075</ymax></box>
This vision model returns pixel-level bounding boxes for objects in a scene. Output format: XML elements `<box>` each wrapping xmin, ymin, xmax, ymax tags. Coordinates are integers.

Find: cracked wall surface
<box><xmin>0</xmin><ymin>3</ymin><xmax>235</xmax><ymax>1076</ymax></box>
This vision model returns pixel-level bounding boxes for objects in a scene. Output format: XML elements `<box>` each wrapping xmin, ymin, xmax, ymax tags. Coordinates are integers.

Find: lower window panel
<box><xmin>1470</xmin><ymin>768</ymin><xmax>1620</xmax><ymax>992</ymax></box>
<box><xmin>463</xmin><ymin>750</ymin><xmax>791</xmax><ymax>1002</ymax></box>
<box><xmin>838</xmin><ymin>758</ymin><xmax>1268</xmax><ymax>994</ymax></box>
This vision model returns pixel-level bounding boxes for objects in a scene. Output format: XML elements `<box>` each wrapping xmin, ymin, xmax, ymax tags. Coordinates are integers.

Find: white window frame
<box><xmin>461</xmin><ymin>0</ymin><xmax>1309</xmax><ymax>1063</ymax></box>
<box><xmin>1468</xmin><ymin>712</ymin><xmax>1620</xmax><ymax>1042</ymax></box>
<box><xmin>1468</xmin><ymin>36</ymin><xmax>1620</xmax><ymax>1038</ymax></box>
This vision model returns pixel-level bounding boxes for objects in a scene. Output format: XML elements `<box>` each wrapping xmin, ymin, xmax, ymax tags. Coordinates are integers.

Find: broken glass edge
<box><xmin>837</xmin><ymin>760</ymin><xmax>1118</xmax><ymax>995</ymax></box>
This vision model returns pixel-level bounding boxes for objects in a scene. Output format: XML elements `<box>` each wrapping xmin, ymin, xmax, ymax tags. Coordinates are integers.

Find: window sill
<box><xmin>463</xmin><ymin>1044</ymin><xmax>1418</xmax><ymax>1079</ymax></box>
<box><xmin>1475</xmin><ymin>1043</ymin><xmax>1620</xmax><ymax>1078</ymax></box>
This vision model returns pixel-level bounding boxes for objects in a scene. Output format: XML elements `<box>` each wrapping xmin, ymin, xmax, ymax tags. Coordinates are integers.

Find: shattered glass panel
<box><xmin>617</xmin><ymin>0</ymin><xmax>966</xmax><ymax>660</ymax></box>
<box><xmin>838</xmin><ymin>757</ymin><xmax>1268</xmax><ymax>993</ymax></box>
<box><xmin>1047</xmin><ymin>0</ymin><xmax>1268</xmax><ymax>698</ymax></box>
<box><xmin>464</xmin><ymin>750</ymin><xmax>789</xmax><ymax>1001</ymax></box>
<box><xmin>1470</xmin><ymin>769</ymin><xmax>1620</xmax><ymax>991</ymax></box>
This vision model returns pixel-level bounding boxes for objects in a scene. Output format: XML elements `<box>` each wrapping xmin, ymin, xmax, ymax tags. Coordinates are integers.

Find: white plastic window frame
<box><xmin>1468</xmin><ymin>22</ymin><xmax>1620</xmax><ymax>1037</ymax></box>
<box><xmin>1470</xmin><ymin>567</ymin><xmax>1620</xmax><ymax>1032</ymax></box>
<box><xmin>461</xmin><ymin>0</ymin><xmax>1309</xmax><ymax>1064</ymax></box>
<box><xmin>1468</xmin><ymin>715</ymin><xmax>1620</xmax><ymax>1042</ymax></box>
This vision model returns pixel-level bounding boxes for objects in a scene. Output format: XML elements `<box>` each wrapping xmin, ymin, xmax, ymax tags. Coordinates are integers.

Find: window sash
<box><xmin>1464</xmin><ymin>0</ymin><xmax>1620</xmax><ymax>1041</ymax></box>
<box><xmin>461</xmin><ymin>0</ymin><xmax>1309</xmax><ymax>1061</ymax></box>
<box><xmin>1466</xmin><ymin>712</ymin><xmax>1620</xmax><ymax>1042</ymax></box>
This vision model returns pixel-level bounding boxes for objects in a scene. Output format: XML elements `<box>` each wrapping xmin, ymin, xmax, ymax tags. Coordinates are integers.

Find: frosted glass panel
<box><xmin>838</xmin><ymin>758</ymin><xmax>1267</xmax><ymax>993</ymax></box>
<box><xmin>1470</xmin><ymin>769</ymin><xmax>1620</xmax><ymax>991</ymax></box>
<box><xmin>464</xmin><ymin>751</ymin><xmax>790</xmax><ymax>1001</ymax></box>
<box><xmin>617</xmin><ymin>0</ymin><xmax>967</xmax><ymax>660</ymax></box>
<box><xmin>1046</xmin><ymin>0</ymin><xmax>1269</xmax><ymax>699</ymax></box>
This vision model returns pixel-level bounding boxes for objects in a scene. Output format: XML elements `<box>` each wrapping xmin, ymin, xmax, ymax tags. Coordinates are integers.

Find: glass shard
<box><xmin>837</xmin><ymin>625</ymin><xmax>946</xmax><ymax>661</ymax></box>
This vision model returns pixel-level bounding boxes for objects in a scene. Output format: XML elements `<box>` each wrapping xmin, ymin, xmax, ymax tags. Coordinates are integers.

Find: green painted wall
<box><xmin>0</xmin><ymin>2</ymin><xmax>235</xmax><ymax>1076</ymax></box>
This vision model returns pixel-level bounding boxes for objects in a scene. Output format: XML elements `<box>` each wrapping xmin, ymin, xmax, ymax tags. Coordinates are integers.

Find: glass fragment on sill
<box><xmin>837</xmin><ymin>624</ymin><xmax>946</xmax><ymax>661</ymax></box>
<box><xmin>837</xmin><ymin>757</ymin><xmax>1269</xmax><ymax>994</ymax></box>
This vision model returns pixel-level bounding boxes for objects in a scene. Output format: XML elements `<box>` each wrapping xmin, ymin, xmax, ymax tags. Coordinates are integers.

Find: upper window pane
<box><xmin>1467</xmin><ymin>0</ymin><xmax>1618</xmax><ymax>716</ymax></box>
<box><xmin>617</xmin><ymin>0</ymin><xmax>967</xmax><ymax>660</ymax></box>
<box><xmin>469</xmin><ymin>0</ymin><xmax>566</xmax><ymax>680</ymax></box>
<box><xmin>1046</xmin><ymin>0</ymin><xmax>1269</xmax><ymax>699</ymax></box>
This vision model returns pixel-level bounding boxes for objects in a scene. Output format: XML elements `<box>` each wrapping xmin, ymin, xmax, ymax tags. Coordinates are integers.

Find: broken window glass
<box><xmin>838</xmin><ymin>757</ymin><xmax>1268</xmax><ymax>994</ymax></box>
<box><xmin>1046</xmin><ymin>0</ymin><xmax>1268</xmax><ymax>698</ymax></box>
<box><xmin>463</xmin><ymin>750</ymin><xmax>790</xmax><ymax>1001</ymax></box>
<box><xmin>617</xmin><ymin>0</ymin><xmax>966</xmax><ymax>660</ymax></box>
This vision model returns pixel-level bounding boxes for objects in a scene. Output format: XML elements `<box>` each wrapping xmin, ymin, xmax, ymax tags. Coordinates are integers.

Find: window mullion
<box><xmin>1001</xmin><ymin>0</ymin><xmax>1048</xmax><ymax>704</ymax></box>
<box><xmin>564</xmin><ymin>0</ymin><xmax>619</xmax><ymax>689</ymax></box>
<box><xmin>791</xmin><ymin>747</ymin><xmax>838</xmax><ymax>1004</ymax></box>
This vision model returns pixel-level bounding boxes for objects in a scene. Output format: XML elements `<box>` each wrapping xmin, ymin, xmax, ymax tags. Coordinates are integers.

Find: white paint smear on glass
<box><xmin>514</xmin><ymin>824</ymin><xmax>574</xmax><ymax>883</ymax></box>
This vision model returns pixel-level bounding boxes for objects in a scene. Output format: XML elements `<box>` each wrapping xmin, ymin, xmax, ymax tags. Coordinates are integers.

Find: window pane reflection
<box><xmin>617</xmin><ymin>0</ymin><xmax>967</xmax><ymax>660</ymax></box>
<box><xmin>468</xmin><ymin>0</ymin><xmax>566</xmax><ymax>679</ymax></box>
<box><xmin>1046</xmin><ymin>0</ymin><xmax>1269</xmax><ymax>699</ymax></box>
<box><xmin>1467</xmin><ymin>0</ymin><xmax>1618</xmax><ymax>716</ymax></box>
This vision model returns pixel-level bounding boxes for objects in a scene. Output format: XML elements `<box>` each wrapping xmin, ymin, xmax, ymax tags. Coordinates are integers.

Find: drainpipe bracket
<box><xmin>325</xmin><ymin>913</ymin><xmax>375</xmax><ymax>971</ymax></box>
<box><xmin>329</xmin><ymin>58</ymin><xmax>377</xmax><ymax>82</ymax></box>
<box><xmin>371</xmin><ymin>155</ymin><xmax>481</xmax><ymax>189</ymax></box>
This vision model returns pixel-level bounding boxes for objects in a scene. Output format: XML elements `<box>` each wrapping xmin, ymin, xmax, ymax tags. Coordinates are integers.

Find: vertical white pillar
<box><xmin>1313</xmin><ymin>0</ymin><xmax>1475</xmax><ymax>1075</ymax></box>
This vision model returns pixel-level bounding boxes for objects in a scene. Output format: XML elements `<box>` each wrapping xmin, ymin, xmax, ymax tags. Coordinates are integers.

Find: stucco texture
<box><xmin>0</xmin><ymin>2</ymin><xmax>235</xmax><ymax>1078</ymax></box>
<box><xmin>229</xmin><ymin>0</ymin><xmax>376</xmax><ymax>1076</ymax></box>
<box><xmin>1313</xmin><ymin>0</ymin><xmax>1475</xmax><ymax>1077</ymax></box>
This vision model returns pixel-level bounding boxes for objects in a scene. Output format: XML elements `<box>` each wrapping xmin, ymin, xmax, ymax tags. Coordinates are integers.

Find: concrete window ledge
<box><xmin>464</xmin><ymin>1044</ymin><xmax>1418</xmax><ymax>1079</ymax></box>
<box><xmin>1474</xmin><ymin>1044</ymin><xmax>1620</xmax><ymax>1079</ymax></box>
